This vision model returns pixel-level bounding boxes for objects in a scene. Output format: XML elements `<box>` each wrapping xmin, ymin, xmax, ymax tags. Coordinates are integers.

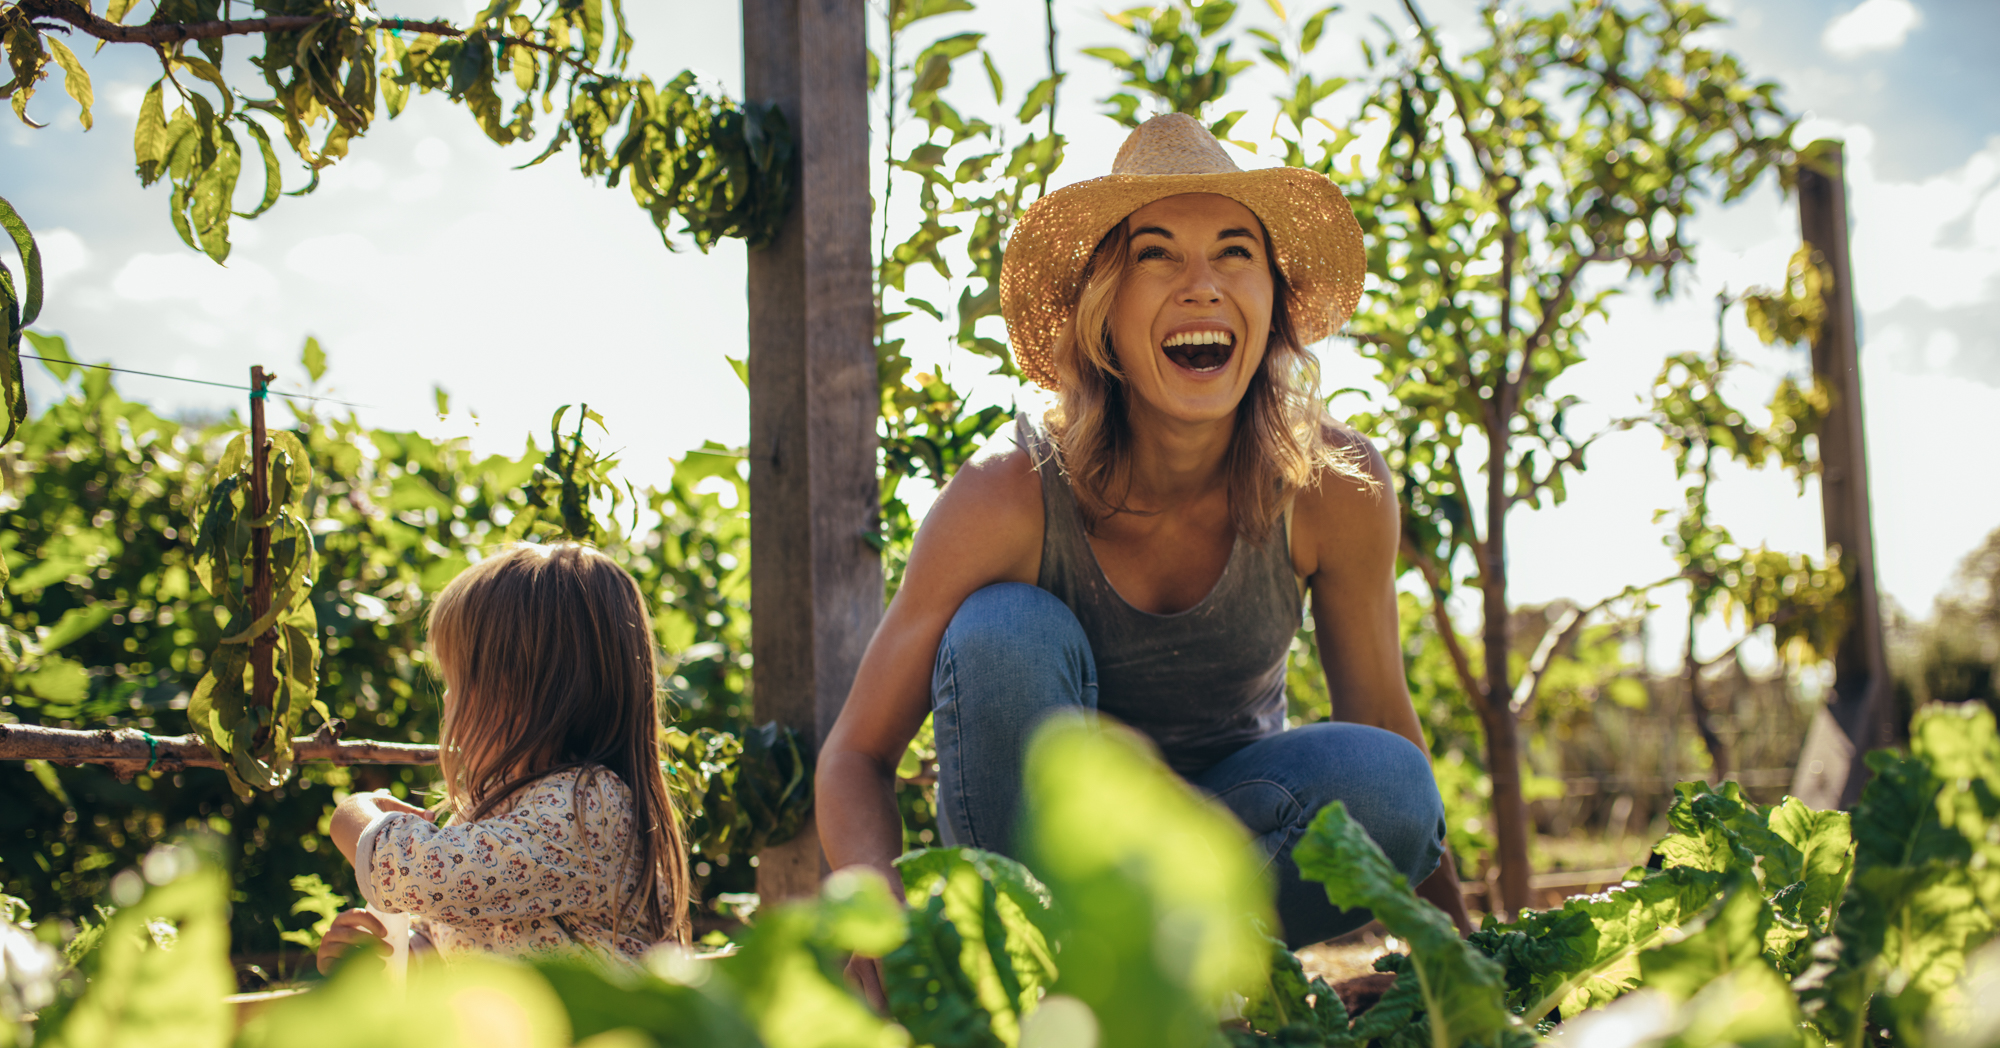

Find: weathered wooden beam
<box><xmin>1789</xmin><ymin>140</ymin><xmax>1895</xmax><ymax>811</ymax></box>
<box><xmin>742</xmin><ymin>0</ymin><xmax>879</xmax><ymax>901</ymax></box>
<box><xmin>0</xmin><ymin>721</ymin><xmax>436</xmax><ymax>781</ymax></box>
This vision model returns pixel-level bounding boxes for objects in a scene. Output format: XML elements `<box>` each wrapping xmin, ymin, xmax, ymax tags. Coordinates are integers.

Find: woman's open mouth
<box><xmin>1162</xmin><ymin>329</ymin><xmax>1235</xmax><ymax>373</ymax></box>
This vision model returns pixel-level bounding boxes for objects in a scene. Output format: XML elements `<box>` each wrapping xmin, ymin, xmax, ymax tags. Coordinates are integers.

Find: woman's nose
<box><xmin>1177</xmin><ymin>257</ymin><xmax>1222</xmax><ymax>304</ymax></box>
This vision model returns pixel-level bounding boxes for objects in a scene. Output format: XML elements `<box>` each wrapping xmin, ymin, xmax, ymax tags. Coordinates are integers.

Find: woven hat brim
<box><xmin>1000</xmin><ymin>167</ymin><xmax>1366</xmax><ymax>390</ymax></box>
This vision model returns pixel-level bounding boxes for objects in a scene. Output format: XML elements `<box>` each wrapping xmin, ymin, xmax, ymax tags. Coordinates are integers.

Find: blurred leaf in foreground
<box><xmin>1020</xmin><ymin>716</ymin><xmax>1272</xmax><ymax>1048</ymax></box>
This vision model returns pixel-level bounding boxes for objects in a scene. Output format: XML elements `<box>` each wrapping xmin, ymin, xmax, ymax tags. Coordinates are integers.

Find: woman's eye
<box><xmin>1221</xmin><ymin>245</ymin><xmax>1253</xmax><ymax>258</ymax></box>
<box><xmin>1136</xmin><ymin>246</ymin><xmax>1168</xmax><ymax>261</ymax></box>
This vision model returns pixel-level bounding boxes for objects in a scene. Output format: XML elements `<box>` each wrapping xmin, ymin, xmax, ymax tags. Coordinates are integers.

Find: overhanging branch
<box><xmin>17</xmin><ymin>0</ymin><xmax>458</xmax><ymax>45</ymax></box>
<box><xmin>0</xmin><ymin>721</ymin><xmax>436</xmax><ymax>781</ymax></box>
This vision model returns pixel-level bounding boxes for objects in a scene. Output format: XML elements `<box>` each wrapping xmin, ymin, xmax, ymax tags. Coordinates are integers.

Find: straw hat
<box><xmin>1000</xmin><ymin>113</ymin><xmax>1366</xmax><ymax>390</ymax></box>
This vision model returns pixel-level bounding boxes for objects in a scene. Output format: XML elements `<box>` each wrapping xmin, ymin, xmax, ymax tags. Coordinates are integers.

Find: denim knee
<box><xmin>936</xmin><ymin>583</ymin><xmax>1094</xmax><ymax>688</ymax></box>
<box><xmin>931</xmin><ymin>583</ymin><xmax>1097</xmax><ymax>855</ymax></box>
<box><xmin>1348</xmin><ymin>730</ymin><xmax>1447</xmax><ymax>884</ymax></box>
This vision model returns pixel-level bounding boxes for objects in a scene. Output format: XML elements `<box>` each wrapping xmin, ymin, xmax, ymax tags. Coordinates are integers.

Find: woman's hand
<box><xmin>328</xmin><ymin>790</ymin><xmax>429</xmax><ymax>864</ymax></box>
<box><xmin>316</xmin><ymin>908</ymin><xmax>388</xmax><ymax>976</ymax></box>
<box><xmin>844</xmin><ymin>954</ymin><xmax>889</xmax><ymax>1014</ymax></box>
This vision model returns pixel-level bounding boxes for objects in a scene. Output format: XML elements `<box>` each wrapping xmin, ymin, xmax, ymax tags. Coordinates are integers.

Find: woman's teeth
<box><xmin>1162</xmin><ymin>330</ymin><xmax>1235</xmax><ymax>372</ymax></box>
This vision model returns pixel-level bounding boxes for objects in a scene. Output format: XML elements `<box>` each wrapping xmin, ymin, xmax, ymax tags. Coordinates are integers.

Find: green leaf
<box><xmin>243</xmin><ymin>953</ymin><xmax>571</xmax><ymax>1048</ymax></box>
<box><xmin>887</xmin><ymin>848</ymin><xmax>1058</xmax><ymax>1046</ymax></box>
<box><xmin>1638</xmin><ymin>876</ymin><xmax>1772</xmax><ymax>1002</ymax></box>
<box><xmin>45</xmin><ymin>37</ymin><xmax>93</xmax><ymax>130</ymax></box>
<box><xmin>1294</xmin><ymin>801</ymin><xmax>1525</xmax><ymax>1048</ymax></box>
<box><xmin>105</xmin><ymin>0</ymin><xmax>138</xmax><ymax>23</ymax></box>
<box><xmin>22</xmin><ymin>328</ymin><xmax>71</xmax><ymax>379</ymax></box>
<box><xmin>234</xmin><ymin>115</ymin><xmax>284</xmax><ymax>218</ymax></box>
<box><xmin>43</xmin><ymin>850</ymin><xmax>234</xmax><ymax>1048</ymax></box>
<box><xmin>0</xmin><ymin>195</ymin><xmax>43</xmax><ymax>328</ymax></box>
<box><xmin>133</xmin><ymin>81</ymin><xmax>169</xmax><ymax>185</ymax></box>
<box><xmin>300</xmin><ymin>336</ymin><xmax>327</xmax><ymax>383</ymax></box>
<box><xmin>37</xmin><ymin>603</ymin><xmax>115</xmax><ymax>652</ymax></box>
<box><xmin>534</xmin><ymin>955</ymin><xmax>764</xmax><ymax>1048</ymax></box>
<box><xmin>1021</xmin><ymin>718</ymin><xmax>1273</xmax><ymax>1048</ymax></box>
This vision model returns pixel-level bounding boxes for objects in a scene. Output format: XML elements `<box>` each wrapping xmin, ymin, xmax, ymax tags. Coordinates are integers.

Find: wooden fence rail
<box><xmin>0</xmin><ymin>722</ymin><xmax>436</xmax><ymax>780</ymax></box>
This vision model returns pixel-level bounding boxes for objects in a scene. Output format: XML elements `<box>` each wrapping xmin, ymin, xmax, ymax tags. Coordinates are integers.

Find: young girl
<box><xmin>318</xmin><ymin>542</ymin><xmax>691</xmax><ymax>971</ymax></box>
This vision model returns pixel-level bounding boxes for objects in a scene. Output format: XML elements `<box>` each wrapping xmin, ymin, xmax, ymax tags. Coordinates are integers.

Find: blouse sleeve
<box><xmin>359</xmin><ymin>771</ymin><xmax>633</xmax><ymax>924</ymax></box>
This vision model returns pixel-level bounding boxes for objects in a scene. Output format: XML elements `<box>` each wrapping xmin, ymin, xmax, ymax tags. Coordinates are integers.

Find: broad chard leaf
<box><xmin>1807</xmin><ymin>704</ymin><xmax>2000</xmax><ymax>1048</ymax></box>
<box><xmin>889</xmin><ymin>848</ymin><xmax>1057</xmax><ymax>1046</ymax></box>
<box><xmin>1021</xmin><ymin>717</ymin><xmax>1274</xmax><ymax>1048</ymax></box>
<box><xmin>1294</xmin><ymin>802</ymin><xmax>1527</xmax><ymax>1048</ymax></box>
<box><xmin>1468</xmin><ymin>864</ymin><xmax>1729</xmax><ymax>1022</ymax></box>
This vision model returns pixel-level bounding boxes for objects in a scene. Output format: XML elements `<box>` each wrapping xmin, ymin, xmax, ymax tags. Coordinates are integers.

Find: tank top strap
<box><xmin>1014</xmin><ymin>411</ymin><xmax>1094</xmax><ymax>594</ymax></box>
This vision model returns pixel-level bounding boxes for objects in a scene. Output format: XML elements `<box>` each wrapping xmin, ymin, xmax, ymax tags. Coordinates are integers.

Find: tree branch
<box><xmin>0</xmin><ymin>721</ymin><xmax>436</xmax><ymax>782</ymax></box>
<box><xmin>1510</xmin><ymin>573</ymin><xmax>1680</xmax><ymax>715</ymax></box>
<box><xmin>1403</xmin><ymin>535</ymin><xmax>1490</xmax><ymax>711</ymax></box>
<box><xmin>17</xmin><ymin>0</ymin><xmax>458</xmax><ymax>45</ymax></box>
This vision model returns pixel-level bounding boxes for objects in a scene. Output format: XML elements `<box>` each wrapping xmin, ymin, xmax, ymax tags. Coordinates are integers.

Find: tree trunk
<box><xmin>1482</xmin><ymin>418</ymin><xmax>1532</xmax><ymax>917</ymax></box>
<box><xmin>1685</xmin><ymin>628</ymin><xmax>1730</xmax><ymax>783</ymax></box>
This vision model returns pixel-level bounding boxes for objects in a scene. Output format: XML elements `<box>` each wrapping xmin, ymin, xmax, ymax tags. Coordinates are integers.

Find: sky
<box><xmin>2</xmin><ymin>0</ymin><xmax>1996</xmax><ymax>669</ymax></box>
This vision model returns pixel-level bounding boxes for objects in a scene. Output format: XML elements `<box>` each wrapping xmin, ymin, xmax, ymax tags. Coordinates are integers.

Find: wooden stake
<box><xmin>1788</xmin><ymin>141</ymin><xmax>1894</xmax><ymax>810</ymax></box>
<box><xmin>249</xmin><ymin>366</ymin><xmax>276</xmax><ymax>744</ymax></box>
<box><xmin>742</xmin><ymin>0</ymin><xmax>878</xmax><ymax>902</ymax></box>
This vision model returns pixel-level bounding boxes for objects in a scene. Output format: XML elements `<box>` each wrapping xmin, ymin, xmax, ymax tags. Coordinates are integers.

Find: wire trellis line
<box><xmin>21</xmin><ymin>354</ymin><xmax>375</xmax><ymax>409</ymax></box>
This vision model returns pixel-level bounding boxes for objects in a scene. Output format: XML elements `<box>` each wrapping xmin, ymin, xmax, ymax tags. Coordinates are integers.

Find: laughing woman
<box><xmin>817</xmin><ymin>114</ymin><xmax>1469</xmax><ymax>995</ymax></box>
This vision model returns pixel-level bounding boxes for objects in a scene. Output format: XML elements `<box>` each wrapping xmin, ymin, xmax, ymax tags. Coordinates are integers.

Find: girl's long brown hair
<box><xmin>427</xmin><ymin>542</ymin><xmax>690</xmax><ymax>946</ymax></box>
<box><xmin>1048</xmin><ymin>216</ymin><xmax>1377</xmax><ymax>542</ymax></box>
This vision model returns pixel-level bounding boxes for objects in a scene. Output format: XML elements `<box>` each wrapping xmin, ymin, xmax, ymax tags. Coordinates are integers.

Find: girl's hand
<box><xmin>367</xmin><ymin>791</ymin><xmax>429</xmax><ymax>817</ymax></box>
<box><xmin>316</xmin><ymin>909</ymin><xmax>388</xmax><ymax>976</ymax></box>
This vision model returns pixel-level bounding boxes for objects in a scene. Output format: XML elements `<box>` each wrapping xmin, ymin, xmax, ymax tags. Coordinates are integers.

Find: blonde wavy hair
<box><xmin>427</xmin><ymin>542</ymin><xmax>690</xmax><ymax>947</ymax></box>
<box><xmin>1045</xmin><ymin>218</ymin><xmax>1376</xmax><ymax>543</ymax></box>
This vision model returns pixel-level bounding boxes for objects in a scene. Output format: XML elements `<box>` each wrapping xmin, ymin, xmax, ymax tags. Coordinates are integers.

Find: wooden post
<box><xmin>249</xmin><ymin>366</ymin><xmax>276</xmax><ymax>743</ymax></box>
<box><xmin>742</xmin><ymin>0</ymin><xmax>879</xmax><ymax>901</ymax></box>
<box><xmin>1788</xmin><ymin>141</ymin><xmax>1895</xmax><ymax>810</ymax></box>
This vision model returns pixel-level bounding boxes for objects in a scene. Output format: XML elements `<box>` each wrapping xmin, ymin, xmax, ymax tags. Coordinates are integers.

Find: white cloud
<box><xmin>1822</xmin><ymin>0</ymin><xmax>1923</xmax><ymax>58</ymax></box>
<box><xmin>284</xmin><ymin>233</ymin><xmax>385</xmax><ymax>282</ymax></box>
<box><xmin>34</xmin><ymin>228</ymin><xmax>90</xmax><ymax>284</ymax></box>
<box><xmin>414</xmin><ymin>137</ymin><xmax>452</xmax><ymax>169</ymax></box>
<box><xmin>111</xmin><ymin>253</ymin><xmax>278</xmax><ymax>317</ymax></box>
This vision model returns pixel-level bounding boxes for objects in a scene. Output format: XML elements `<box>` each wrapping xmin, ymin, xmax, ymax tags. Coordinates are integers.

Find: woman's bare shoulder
<box><xmin>907</xmin><ymin>429</ymin><xmax>1044</xmax><ymax>587</ymax></box>
<box><xmin>1307</xmin><ymin>418</ymin><xmax>1393</xmax><ymax>506</ymax></box>
<box><xmin>1292</xmin><ymin>419</ymin><xmax>1397</xmax><ymax>576</ymax></box>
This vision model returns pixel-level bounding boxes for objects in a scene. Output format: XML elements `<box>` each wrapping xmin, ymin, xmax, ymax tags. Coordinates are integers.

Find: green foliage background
<box><xmin>0</xmin><ymin>336</ymin><xmax>764</xmax><ymax>956</ymax></box>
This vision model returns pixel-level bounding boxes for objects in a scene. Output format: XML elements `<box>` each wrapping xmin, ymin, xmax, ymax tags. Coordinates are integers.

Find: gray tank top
<box><xmin>1017</xmin><ymin>413</ymin><xmax>1302</xmax><ymax>775</ymax></box>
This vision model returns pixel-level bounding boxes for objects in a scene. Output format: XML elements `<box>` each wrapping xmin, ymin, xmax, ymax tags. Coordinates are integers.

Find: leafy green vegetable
<box><xmin>243</xmin><ymin>953</ymin><xmax>571</xmax><ymax>1048</ymax></box>
<box><xmin>1021</xmin><ymin>717</ymin><xmax>1273</xmax><ymax>1048</ymax></box>
<box><xmin>1293</xmin><ymin>801</ymin><xmax>1526</xmax><ymax>1048</ymax></box>
<box><xmin>713</xmin><ymin>869</ymin><xmax>911</xmax><ymax>1048</ymax></box>
<box><xmin>1807</xmin><ymin>704</ymin><xmax>2000</xmax><ymax>1048</ymax></box>
<box><xmin>533</xmin><ymin>954</ymin><xmax>763</xmax><ymax>1048</ymax></box>
<box><xmin>885</xmin><ymin>848</ymin><xmax>1057</xmax><ymax>1047</ymax></box>
<box><xmin>39</xmin><ymin>844</ymin><xmax>233</xmax><ymax>1048</ymax></box>
<box><xmin>1232</xmin><ymin>932</ymin><xmax>1354</xmax><ymax>1048</ymax></box>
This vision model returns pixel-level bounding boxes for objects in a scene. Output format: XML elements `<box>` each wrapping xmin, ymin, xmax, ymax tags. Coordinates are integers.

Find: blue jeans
<box><xmin>931</xmin><ymin>583</ymin><xmax>1447</xmax><ymax>949</ymax></box>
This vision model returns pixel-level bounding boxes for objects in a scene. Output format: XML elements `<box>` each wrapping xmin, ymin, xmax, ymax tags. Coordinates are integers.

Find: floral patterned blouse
<box><xmin>354</xmin><ymin>766</ymin><xmax>667</xmax><ymax>962</ymax></box>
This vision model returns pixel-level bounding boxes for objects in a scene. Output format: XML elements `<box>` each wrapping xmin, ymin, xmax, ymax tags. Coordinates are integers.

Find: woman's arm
<box><xmin>815</xmin><ymin>442</ymin><xmax>1044</xmax><ymax>892</ymax></box>
<box><xmin>1296</xmin><ymin>432</ymin><xmax>1475</xmax><ymax>935</ymax></box>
